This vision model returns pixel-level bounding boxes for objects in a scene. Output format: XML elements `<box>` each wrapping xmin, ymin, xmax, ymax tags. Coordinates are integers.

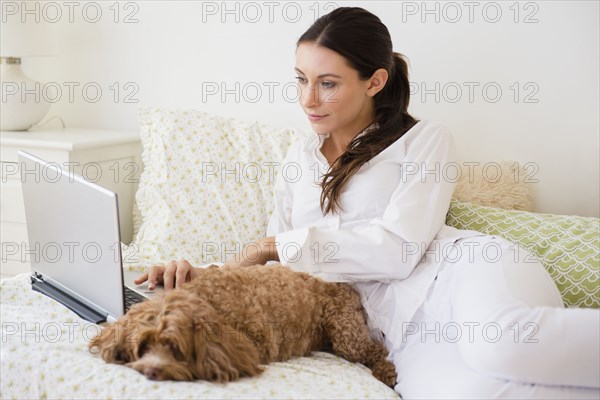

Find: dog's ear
<box><xmin>191</xmin><ymin>298</ymin><xmax>263</xmax><ymax>382</ymax></box>
<box><xmin>89</xmin><ymin>319</ymin><xmax>139</xmax><ymax>364</ymax></box>
<box><xmin>89</xmin><ymin>299</ymin><xmax>160</xmax><ymax>363</ymax></box>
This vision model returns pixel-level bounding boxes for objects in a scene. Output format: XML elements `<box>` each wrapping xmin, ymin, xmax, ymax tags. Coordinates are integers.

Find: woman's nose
<box><xmin>300</xmin><ymin>85</ymin><xmax>320</xmax><ymax>108</ymax></box>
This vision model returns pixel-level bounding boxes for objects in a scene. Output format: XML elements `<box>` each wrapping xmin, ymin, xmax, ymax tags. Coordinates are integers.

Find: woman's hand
<box><xmin>133</xmin><ymin>259</ymin><xmax>201</xmax><ymax>291</ymax></box>
<box><xmin>223</xmin><ymin>236</ymin><xmax>279</xmax><ymax>268</ymax></box>
<box><xmin>134</xmin><ymin>237</ymin><xmax>279</xmax><ymax>287</ymax></box>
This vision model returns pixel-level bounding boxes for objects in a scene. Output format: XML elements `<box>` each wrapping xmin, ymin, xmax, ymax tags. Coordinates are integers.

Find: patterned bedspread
<box><xmin>0</xmin><ymin>274</ymin><xmax>399</xmax><ymax>399</ymax></box>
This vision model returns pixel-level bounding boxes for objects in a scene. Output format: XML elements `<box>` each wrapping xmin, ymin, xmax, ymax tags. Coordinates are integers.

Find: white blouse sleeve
<box><xmin>271</xmin><ymin>124</ymin><xmax>458</xmax><ymax>283</ymax></box>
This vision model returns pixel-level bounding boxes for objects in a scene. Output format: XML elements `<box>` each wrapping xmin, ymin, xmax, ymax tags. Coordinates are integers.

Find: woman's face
<box><xmin>295</xmin><ymin>42</ymin><xmax>375</xmax><ymax>137</ymax></box>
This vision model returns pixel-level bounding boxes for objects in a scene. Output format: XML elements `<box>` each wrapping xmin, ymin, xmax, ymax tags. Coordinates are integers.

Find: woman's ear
<box><xmin>366</xmin><ymin>68</ymin><xmax>389</xmax><ymax>97</ymax></box>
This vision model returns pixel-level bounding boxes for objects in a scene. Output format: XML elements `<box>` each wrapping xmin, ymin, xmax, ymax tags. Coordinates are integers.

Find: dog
<box><xmin>89</xmin><ymin>263</ymin><xmax>397</xmax><ymax>387</ymax></box>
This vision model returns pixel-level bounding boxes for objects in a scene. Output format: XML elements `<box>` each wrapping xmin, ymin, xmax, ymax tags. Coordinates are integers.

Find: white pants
<box><xmin>388</xmin><ymin>236</ymin><xmax>600</xmax><ymax>399</ymax></box>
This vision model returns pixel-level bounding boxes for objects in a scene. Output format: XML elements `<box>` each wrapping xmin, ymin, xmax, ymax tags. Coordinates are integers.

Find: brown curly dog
<box><xmin>89</xmin><ymin>263</ymin><xmax>397</xmax><ymax>387</ymax></box>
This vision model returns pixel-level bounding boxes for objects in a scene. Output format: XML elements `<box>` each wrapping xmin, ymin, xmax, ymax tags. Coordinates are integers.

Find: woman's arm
<box><xmin>223</xmin><ymin>236</ymin><xmax>280</xmax><ymax>267</ymax></box>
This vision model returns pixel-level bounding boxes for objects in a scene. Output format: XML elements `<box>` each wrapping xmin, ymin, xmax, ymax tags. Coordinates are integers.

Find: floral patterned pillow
<box><xmin>122</xmin><ymin>108</ymin><xmax>303</xmax><ymax>268</ymax></box>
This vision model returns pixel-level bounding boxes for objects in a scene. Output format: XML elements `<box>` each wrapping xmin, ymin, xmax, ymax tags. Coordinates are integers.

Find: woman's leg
<box><xmin>391</xmin><ymin>307</ymin><xmax>600</xmax><ymax>400</ymax></box>
<box><xmin>448</xmin><ymin>236</ymin><xmax>600</xmax><ymax>388</ymax></box>
<box><xmin>389</xmin><ymin>235</ymin><xmax>599</xmax><ymax>398</ymax></box>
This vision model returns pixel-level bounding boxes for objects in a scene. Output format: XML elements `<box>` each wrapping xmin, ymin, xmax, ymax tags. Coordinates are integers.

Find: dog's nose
<box><xmin>144</xmin><ymin>367</ymin><xmax>162</xmax><ymax>380</ymax></box>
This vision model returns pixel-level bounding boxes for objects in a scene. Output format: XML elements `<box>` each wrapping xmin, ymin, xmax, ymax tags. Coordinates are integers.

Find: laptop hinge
<box><xmin>31</xmin><ymin>273</ymin><xmax>107</xmax><ymax>324</ymax></box>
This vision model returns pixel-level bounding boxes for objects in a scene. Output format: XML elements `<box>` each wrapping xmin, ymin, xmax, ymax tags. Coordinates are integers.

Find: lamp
<box><xmin>1</xmin><ymin>7</ymin><xmax>57</xmax><ymax>131</ymax></box>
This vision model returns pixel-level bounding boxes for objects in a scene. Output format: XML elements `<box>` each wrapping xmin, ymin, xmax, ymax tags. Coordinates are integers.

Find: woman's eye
<box><xmin>294</xmin><ymin>77</ymin><xmax>336</xmax><ymax>90</ymax></box>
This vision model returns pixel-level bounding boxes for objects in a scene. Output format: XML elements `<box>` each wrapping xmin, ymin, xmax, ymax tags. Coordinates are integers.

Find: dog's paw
<box><xmin>372</xmin><ymin>359</ymin><xmax>397</xmax><ymax>388</ymax></box>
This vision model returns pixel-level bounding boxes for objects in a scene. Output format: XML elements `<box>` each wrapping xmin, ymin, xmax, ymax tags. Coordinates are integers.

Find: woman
<box><xmin>136</xmin><ymin>7</ymin><xmax>600</xmax><ymax>399</ymax></box>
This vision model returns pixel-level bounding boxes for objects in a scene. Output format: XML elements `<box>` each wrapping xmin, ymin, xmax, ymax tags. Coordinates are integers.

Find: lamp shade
<box><xmin>0</xmin><ymin>3</ymin><xmax>57</xmax><ymax>57</ymax></box>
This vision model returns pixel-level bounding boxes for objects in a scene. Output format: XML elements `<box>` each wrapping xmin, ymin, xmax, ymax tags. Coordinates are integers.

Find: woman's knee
<box><xmin>451</xmin><ymin>236</ymin><xmax>562</xmax><ymax>312</ymax></box>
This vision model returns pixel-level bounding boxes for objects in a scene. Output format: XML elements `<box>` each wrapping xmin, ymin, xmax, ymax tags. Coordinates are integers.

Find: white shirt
<box><xmin>266</xmin><ymin>120</ymin><xmax>484</xmax><ymax>342</ymax></box>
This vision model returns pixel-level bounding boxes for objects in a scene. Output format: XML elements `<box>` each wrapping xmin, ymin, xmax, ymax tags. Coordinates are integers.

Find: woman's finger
<box><xmin>163</xmin><ymin>261</ymin><xmax>178</xmax><ymax>291</ymax></box>
<box><xmin>175</xmin><ymin>259</ymin><xmax>193</xmax><ymax>288</ymax></box>
<box><xmin>133</xmin><ymin>271</ymin><xmax>149</xmax><ymax>285</ymax></box>
<box><xmin>147</xmin><ymin>265</ymin><xmax>164</xmax><ymax>290</ymax></box>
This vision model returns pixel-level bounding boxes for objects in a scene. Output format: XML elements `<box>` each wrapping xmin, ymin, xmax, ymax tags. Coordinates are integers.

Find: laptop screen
<box><xmin>18</xmin><ymin>150</ymin><xmax>126</xmax><ymax>319</ymax></box>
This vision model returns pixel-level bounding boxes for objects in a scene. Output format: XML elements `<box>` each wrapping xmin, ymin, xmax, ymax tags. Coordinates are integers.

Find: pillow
<box><xmin>446</xmin><ymin>199</ymin><xmax>600</xmax><ymax>308</ymax></box>
<box><xmin>453</xmin><ymin>161</ymin><xmax>534</xmax><ymax>211</ymax></box>
<box><xmin>122</xmin><ymin>108</ymin><xmax>303</xmax><ymax>268</ymax></box>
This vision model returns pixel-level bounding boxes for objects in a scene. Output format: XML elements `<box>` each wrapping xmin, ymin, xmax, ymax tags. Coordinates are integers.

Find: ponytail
<box><xmin>319</xmin><ymin>52</ymin><xmax>417</xmax><ymax>215</ymax></box>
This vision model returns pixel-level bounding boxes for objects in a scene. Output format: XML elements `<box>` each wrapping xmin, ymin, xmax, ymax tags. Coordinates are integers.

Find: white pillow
<box><xmin>122</xmin><ymin>107</ymin><xmax>303</xmax><ymax>268</ymax></box>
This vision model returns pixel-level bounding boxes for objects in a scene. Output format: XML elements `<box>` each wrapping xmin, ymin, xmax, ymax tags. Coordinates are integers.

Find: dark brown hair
<box><xmin>297</xmin><ymin>7</ymin><xmax>418</xmax><ymax>215</ymax></box>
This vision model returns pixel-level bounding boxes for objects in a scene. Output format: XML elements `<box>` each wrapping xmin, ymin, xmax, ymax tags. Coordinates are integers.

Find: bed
<box><xmin>1</xmin><ymin>108</ymin><xmax>598</xmax><ymax>399</ymax></box>
<box><xmin>0</xmin><ymin>271</ymin><xmax>399</xmax><ymax>399</ymax></box>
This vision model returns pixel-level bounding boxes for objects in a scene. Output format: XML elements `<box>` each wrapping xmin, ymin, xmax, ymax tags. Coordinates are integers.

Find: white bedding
<box><xmin>0</xmin><ymin>274</ymin><xmax>399</xmax><ymax>399</ymax></box>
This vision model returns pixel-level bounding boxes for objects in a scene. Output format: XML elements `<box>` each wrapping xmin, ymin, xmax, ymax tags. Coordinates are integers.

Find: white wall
<box><xmin>17</xmin><ymin>0</ymin><xmax>600</xmax><ymax>217</ymax></box>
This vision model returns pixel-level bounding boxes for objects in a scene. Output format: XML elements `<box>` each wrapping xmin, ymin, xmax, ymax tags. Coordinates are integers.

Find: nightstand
<box><xmin>1</xmin><ymin>129</ymin><xmax>142</xmax><ymax>276</ymax></box>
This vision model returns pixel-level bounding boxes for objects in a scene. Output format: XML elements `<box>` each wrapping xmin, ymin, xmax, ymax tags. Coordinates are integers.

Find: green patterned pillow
<box><xmin>446</xmin><ymin>199</ymin><xmax>600</xmax><ymax>308</ymax></box>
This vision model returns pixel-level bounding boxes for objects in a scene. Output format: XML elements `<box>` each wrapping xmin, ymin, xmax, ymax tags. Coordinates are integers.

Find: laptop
<box><xmin>17</xmin><ymin>150</ymin><xmax>160</xmax><ymax>324</ymax></box>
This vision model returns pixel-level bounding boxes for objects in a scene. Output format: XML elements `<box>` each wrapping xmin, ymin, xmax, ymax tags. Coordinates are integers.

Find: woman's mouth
<box><xmin>308</xmin><ymin>114</ymin><xmax>328</xmax><ymax>122</ymax></box>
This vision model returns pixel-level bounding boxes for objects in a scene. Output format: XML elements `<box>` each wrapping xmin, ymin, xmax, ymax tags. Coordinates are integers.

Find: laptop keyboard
<box><xmin>124</xmin><ymin>286</ymin><xmax>145</xmax><ymax>311</ymax></box>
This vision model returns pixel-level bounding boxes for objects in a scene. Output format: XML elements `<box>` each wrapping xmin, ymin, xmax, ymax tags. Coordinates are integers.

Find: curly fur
<box><xmin>89</xmin><ymin>264</ymin><xmax>397</xmax><ymax>387</ymax></box>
